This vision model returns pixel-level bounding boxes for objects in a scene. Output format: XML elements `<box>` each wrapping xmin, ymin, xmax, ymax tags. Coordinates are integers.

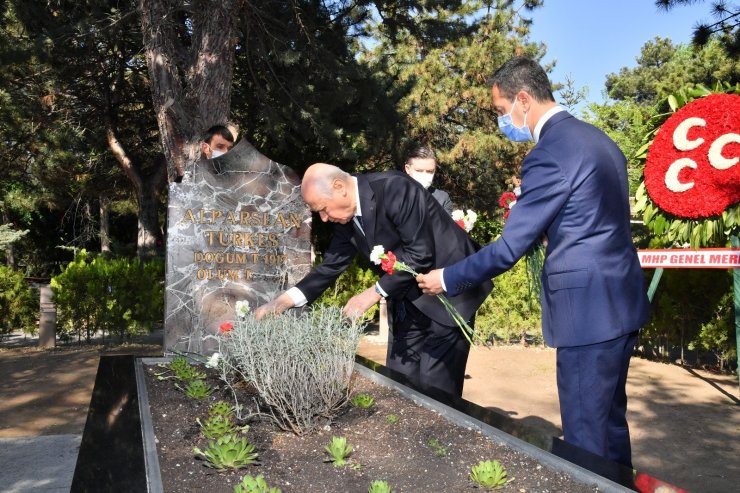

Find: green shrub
<box><xmin>0</xmin><ymin>265</ymin><xmax>38</xmax><ymax>336</ymax></box>
<box><xmin>475</xmin><ymin>258</ymin><xmax>542</xmax><ymax>345</ymax></box>
<box><xmin>690</xmin><ymin>291</ymin><xmax>736</xmax><ymax>371</ymax></box>
<box><xmin>314</xmin><ymin>257</ymin><xmax>379</xmax><ymax>321</ymax></box>
<box><xmin>641</xmin><ymin>268</ymin><xmax>731</xmax><ymax>362</ymax></box>
<box><xmin>50</xmin><ymin>250</ymin><xmax>163</xmax><ymax>342</ymax></box>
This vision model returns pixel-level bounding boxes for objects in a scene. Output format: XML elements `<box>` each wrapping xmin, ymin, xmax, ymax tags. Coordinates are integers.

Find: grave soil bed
<box><xmin>144</xmin><ymin>364</ymin><xmax>601</xmax><ymax>492</ymax></box>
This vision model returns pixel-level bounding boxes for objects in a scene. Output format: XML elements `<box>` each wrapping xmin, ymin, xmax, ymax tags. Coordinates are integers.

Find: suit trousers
<box><xmin>556</xmin><ymin>330</ymin><xmax>639</xmax><ymax>467</ymax></box>
<box><xmin>386</xmin><ymin>299</ymin><xmax>470</xmax><ymax>397</ymax></box>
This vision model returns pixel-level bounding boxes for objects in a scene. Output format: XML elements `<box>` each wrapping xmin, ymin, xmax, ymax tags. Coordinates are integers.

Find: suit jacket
<box><xmin>444</xmin><ymin>111</ymin><xmax>650</xmax><ymax>347</ymax></box>
<box><xmin>429</xmin><ymin>187</ymin><xmax>453</xmax><ymax>215</ymax></box>
<box><xmin>296</xmin><ymin>171</ymin><xmax>492</xmax><ymax>326</ymax></box>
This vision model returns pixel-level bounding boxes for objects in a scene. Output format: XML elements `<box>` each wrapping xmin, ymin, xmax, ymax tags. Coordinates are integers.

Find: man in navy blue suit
<box><xmin>417</xmin><ymin>57</ymin><xmax>650</xmax><ymax>467</ymax></box>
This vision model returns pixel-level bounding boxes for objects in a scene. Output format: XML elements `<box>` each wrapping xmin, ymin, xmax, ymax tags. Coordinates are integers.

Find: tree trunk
<box><xmin>100</xmin><ymin>197</ymin><xmax>111</xmax><ymax>253</ymax></box>
<box><xmin>139</xmin><ymin>0</ymin><xmax>240</xmax><ymax>183</ymax></box>
<box><xmin>2</xmin><ymin>208</ymin><xmax>15</xmax><ymax>269</ymax></box>
<box><xmin>106</xmin><ymin>126</ymin><xmax>166</xmax><ymax>258</ymax></box>
<box><xmin>138</xmin><ymin>167</ymin><xmax>167</xmax><ymax>258</ymax></box>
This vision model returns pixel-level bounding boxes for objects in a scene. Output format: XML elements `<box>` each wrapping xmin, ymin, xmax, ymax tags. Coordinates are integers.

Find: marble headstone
<box><xmin>164</xmin><ymin>139</ymin><xmax>312</xmax><ymax>354</ymax></box>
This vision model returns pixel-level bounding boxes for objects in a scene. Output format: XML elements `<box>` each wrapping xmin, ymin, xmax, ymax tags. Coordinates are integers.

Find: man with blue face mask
<box><xmin>417</xmin><ymin>56</ymin><xmax>650</xmax><ymax>468</ymax></box>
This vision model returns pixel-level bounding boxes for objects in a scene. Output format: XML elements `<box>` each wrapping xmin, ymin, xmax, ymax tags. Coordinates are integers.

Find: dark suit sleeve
<box><xmin>440</xmin><ymin>190</ymin><xmax>453</xmax><ymax>215</ymax></box>
<box><xmin>444</xmin><ymin>147</ymin><xmax>569</xmax><ymax>296</ymax></box>
<box><xmin>294</xmin><ymin>223</ymin><xmax>357</xmax><ymax>304</ymax></box>
<box><xmin>375</xmin><ymin>179</ymin><xmax>437</xmax><ymax>298</ymax></box>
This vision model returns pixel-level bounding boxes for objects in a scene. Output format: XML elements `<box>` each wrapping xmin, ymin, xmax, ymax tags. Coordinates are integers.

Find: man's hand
<box><xmin>416</xmin><ymin>269</ymin><xmax>444</xmax><ymax>295</ymax></box>
<box><xmin>342</xmin><ymin>287</ymin><xmax>382</xmax><ymax>320</ymax></box>
<box><xmin>254</xmin><ymin>293</ymin><xmax>295</xmax><ymax>320</ymax></box>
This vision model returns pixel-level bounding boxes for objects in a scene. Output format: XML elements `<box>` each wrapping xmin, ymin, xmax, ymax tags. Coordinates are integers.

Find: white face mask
<box><xmin>411</xmin><ymin>171</ymin><xmax>434</xmax><ymax>189</ymax></box>
<box><xmin>211</xmin><ymin>149</ymin><xmax>225</xmax><ymax>159</ymax></box>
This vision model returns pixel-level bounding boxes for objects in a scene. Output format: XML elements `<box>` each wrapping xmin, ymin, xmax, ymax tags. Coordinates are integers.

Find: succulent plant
<box><xmin>368</xmin><ymin>479</ymin><xmax>395</xmax><ymax>493</ymax></box>
<box><xmin>427</xmin><ymin>437</ymin><xmax>448</xmax><ymax>457</ymax></box>
<box><xmin>324</xmin><ymin>436</ymin><xmax>353</xmax><ymax>466</ymax></box>
<box><xmin>469</xmin><ymin>459</ymin><xmax>509</xmax><ymax>490</ymax></box>
<box><xmin>209</xmin><ymin>400</ymin><xmax>235</xmax><ymax>421</ymax></box>
<box><xmin>193</xmin><ymin>434</ymin><xmax>259</xmax><ymax>471</ymax></box>
<box><xmin>197</xmin><ymin>415</ymin><xmax>239</xmax><ymax>440</ymax></box>
<box><xmin>156</xmin><ymin>356</ymin><xmax>204</xmax><ymax>381</ymax></box>
<box><xmin>233</xmin><ymin>474</ymin><xmax>282</xmax><ymax>493</ymax></box>
<box><xmin>182</xmin><ymin>379</ymin><xmax>213</xmax><ymax>399</ymax></box>
<box><xmin>385</xmin><ymin>414</ymin><xmax>399</xmax><ymax>424</ymax></box>
<box><xmin>174</xmin><ymin>363</ymin><xmax>207</xmax><ymax>382</ymax></box>
<box><xmin>167</xmin><ymin>356</ymin><xmax>190</xmax><ymax>373</ymax></box>
<box><xmin>350</xmin><ymin>393</ymin><xmax>375</xmax><ymax>409</ymax></box>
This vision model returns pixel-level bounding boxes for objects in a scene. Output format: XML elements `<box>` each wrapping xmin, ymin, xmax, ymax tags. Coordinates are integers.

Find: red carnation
<box><xmin>219</xmin><ymin>322</ymin><xmax>233</xmax><ymax>334</ymax></box>
<box><xmin>499</xmin><ymin>191</ymin><xmax>517</xmax><ymax>208</ymax></box>
<box><xmin>380</xmin><ymin>251</ymin><xmax>397</xmax><ymax>275</ymax></box>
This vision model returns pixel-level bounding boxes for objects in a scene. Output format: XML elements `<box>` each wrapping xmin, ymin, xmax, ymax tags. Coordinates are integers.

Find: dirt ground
<box><xmin>0</xmin><ymin>333</ymin><xmax>738</xmax><ymax>493</ymax></box>
<box><xmin>357</xmin><ymin>340</ymin><xmax>740</xmax><ymax>493</ymax></box>
<box><xmin>146</xmin><ymin>364</ymin><xmax>599</xmax><ymax>493</ymax></box>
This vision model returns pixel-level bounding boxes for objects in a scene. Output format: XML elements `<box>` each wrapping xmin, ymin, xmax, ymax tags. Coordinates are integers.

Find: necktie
<box><xmin>354</xmin><ymin>216</ymin><xmax>365</xmax><ymax>235</ymax></box>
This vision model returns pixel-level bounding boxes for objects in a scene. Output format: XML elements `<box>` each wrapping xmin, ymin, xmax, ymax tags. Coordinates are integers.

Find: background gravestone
<box><xmin>164</xmin><ymin>139</ymin><xmax>312</xmax><ymax>355</ymax></box>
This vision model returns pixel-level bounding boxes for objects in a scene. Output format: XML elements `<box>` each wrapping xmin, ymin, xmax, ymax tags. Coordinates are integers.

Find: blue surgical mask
<box><xmin>497</xmin><ymin>99</ymin><xmax>533</xmax><ymax>142</ymax></box>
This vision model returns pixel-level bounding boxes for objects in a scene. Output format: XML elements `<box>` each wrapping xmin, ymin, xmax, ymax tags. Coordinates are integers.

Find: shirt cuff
<box><xmin>440</xmin><ymin>268</ymin><xmax>448</xmax><ymax>292</ymax></box>
<box><xmin>285</xmin><ymin>287</ymin><xmax>307</xmax><ymax>307</ymax></box>
<box><xmin>374</xmin><ymin>282</ymin><xmax>388</xmax><ymax>298</ymax></box>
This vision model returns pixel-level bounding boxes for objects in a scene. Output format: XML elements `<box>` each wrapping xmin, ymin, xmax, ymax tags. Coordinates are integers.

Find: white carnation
<box><xmin>370</xmin><ymin>245</ymin><xmax>385</xmax><ymax>265</ymax></box>
<box><xmin>235</xmin><ymin>300</ymin><xmax>250</xmax><ymax>319</ymax></box>
<box><xmin>205</xmin><ymin>352</ymin><xmax>221</xmax><ymax>369</ymax></box>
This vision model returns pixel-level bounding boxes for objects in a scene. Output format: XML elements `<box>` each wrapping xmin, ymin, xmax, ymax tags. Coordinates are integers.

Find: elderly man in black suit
<box><xmin>255</xmin><ymin>163</ymin><xmax>491</xmax><ymax>396</ymax></box>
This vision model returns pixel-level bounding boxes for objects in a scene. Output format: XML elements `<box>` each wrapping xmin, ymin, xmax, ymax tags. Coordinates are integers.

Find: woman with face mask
<box><xmin>404</xmin><ymin>145</ymin><xmax>453</xmax><ymax>215</ymax></box>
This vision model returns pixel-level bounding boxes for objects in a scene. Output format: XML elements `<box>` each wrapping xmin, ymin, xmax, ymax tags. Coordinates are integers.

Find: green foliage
<box><xmin>469</xmin><ymin>459</ymin><xmax>510</xmax><ymax>490</ymax></box>
<box><xmin>350</xmin><ymin>393</ymin><xmax>375</xmax><ymax>409</ymax></box>
<box><xmin>475</xmin><ymin>258</ymin><xmax>542</xmax><ymax>345</ymax></box>
<box><xmin>385</xmin><ymin>414</ymin><xmax>399</xmax><ymax>425</ymax></box>
<box><xmin>193</xmin><ymin>434</ymin><xmax>259</xmax><ymax>471</ymax></box>
<box><xmin>642</xmin><ymin>269</ymin><xmax>733</xmax><ymax>361</ymax></box>
<box><xmin>0</xmin><ymin>224</ymin><xmax>28</xmax><ymax>251</ymax></box>
<box><xmin>691</xmin><ymin>292</ymin><xmax>737</xmax><ymax>371</ymax></box>
<box><xmin>655</xmin><ymin>1</ymin><xmax>739</xmax><ymax>58</ymax></box>
<box><xmin>604</xmin><ymin>37</ymin><xmax>739</xmax><ymax>104</ymax></box>
<box><xmin>314</xmin><ymin>257</ymin><xmax>379</xmax><ymax>321</ymax></box>
<box><xmin>324</xmin><ymin>436</ymin><xmax>353</xmax><ymax>467</ymax></box>
<box><xmin>50</xmin><ymin>250</ymin><xmax>163</xmax><ymax>343</ymax></box>
<box><xmin>427</xmin><ymin>438</ymin><xmax>448</xmax><ymax>457</ymax></box>
<box><xmin>468</xmin><ymin>210</ymin><xmax>504</xmax><ymax>247</ymax></box>
<box><xmin>0</xmin><ymin>265</ymin><xmax>38</xmax><ymax>336</ymax></box>
<box><xmin>234</xmin><ymin>474</ymin><xmax>282</xmax><ymax>493</ymax></box>
<box><xmin>368</xmin><ymin>479</ymin><xmax>395</xmax><ymax>493</ymax></box>
<box><xmin>361</xmin><ymin>1</ymin><xmax>546</xmax><ymax>213</ymax></box>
